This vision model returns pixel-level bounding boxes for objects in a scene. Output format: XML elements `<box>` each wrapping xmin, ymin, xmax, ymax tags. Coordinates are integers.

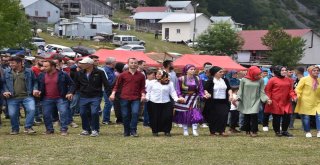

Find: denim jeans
<box><xmin>34</xmin><ymin>97</ymin><xmax>42</xmax><ymax>121</ymax></box>
<box><xmin>7</xmin><ymin>97</ymin><xmax>35</xmax><ymax>132</ymax></box>
<box><xmin>41</xmin><ymin>98</ymin><xmax>69</xmax><ymax>132</ymax></box>
<box><xmin>120</xmin><ymin>99</ymin><xmax>140</xmax><ymax>135</ymax></box>
<box><xmin>70</xmin><ymin>92</ymin><xmax>80</xmax><ymax>115</ymax></box>
<box><xmin>102</xmin><ymin>92</ymin><xmax>113</xmax><ymax>123</ymax></box>
<box><xmin>301</xmin><ymin>113</ymin><xmax>320</xmax><ymax>132</ymax></box>
<box><xmin>79</xmin><ymin>97</ymin><xmax>102</xmax><ymax>132</ymax></box>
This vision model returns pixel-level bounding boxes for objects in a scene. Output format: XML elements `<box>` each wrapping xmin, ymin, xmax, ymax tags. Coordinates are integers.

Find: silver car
<box><xmin>114</xmin><ymin>44</ymin><xmax>146</xmax><ymax>52</ymax></box>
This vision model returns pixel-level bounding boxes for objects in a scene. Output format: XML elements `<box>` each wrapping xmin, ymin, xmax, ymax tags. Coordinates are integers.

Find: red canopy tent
<box><xmin>173</xmin><ymin>54</ymin><xmax>247</xmax><ymax>71</ymax></box>
<box><xmin>93</xmin><ymin>49</ymin><xmax>160</xmax><ymax>67</ymax></box>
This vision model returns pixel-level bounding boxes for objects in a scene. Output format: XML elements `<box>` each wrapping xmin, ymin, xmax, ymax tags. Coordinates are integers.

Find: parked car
<box><xmin>4</xmin><ymin>48</ymin><xmax>31</xmax><ymax>56</ymax></box>
<box><xmin>112</xmin><ymin>35</ymin><xmax>145</xmax><ymax>46</ymax></box>
<box><xmin>71</xmin><ymin>46</ymin><xmax>96</xmax><ymax>57</ymax></box>
<box><xmin>114</xmin><ymin>44</ymin><xmax>146</xmax><ymax>52</ymax></box>
<box><xmin>0</xmin><ymin>48</ymin><xmax>9</xmax><ymax>54</ymax></box>
<box><xmin>31</xmin><ymin>37</ymin><xmax>46</xmax><ymax>48</ymax></box>
<box><xmin>187</xmin><ymin>41</ymin><xmax>198</xmax><ymax>48</ymax></box>
<box><xmin>44</xmin><ymin>44</ymin><xmax>76</xmax><ymax>58</ymax></box>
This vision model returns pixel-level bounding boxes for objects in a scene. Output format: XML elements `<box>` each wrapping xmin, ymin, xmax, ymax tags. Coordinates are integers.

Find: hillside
<box><xmin>151</xmin><ymin>0</ymin><xmax>320</xmax><ymax>32</ymax></box>
<box><xmin>206</xmin><ymin>0</ymin><xmax>320</xmax><ymax>31</ymax></box>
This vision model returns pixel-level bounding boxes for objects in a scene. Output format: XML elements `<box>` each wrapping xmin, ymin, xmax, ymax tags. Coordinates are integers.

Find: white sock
<box><xmin>183</xmin><ymin>125</ymin><xmax>188</xmax><ymax>133</ymax></box>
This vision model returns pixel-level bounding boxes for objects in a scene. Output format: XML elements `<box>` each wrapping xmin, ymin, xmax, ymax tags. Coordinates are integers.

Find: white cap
<box><xmin>79</xmin><ymin>57</ymin><xmax>94</xmax><ymax>64</ymax></box>
<box><xmin>25</xmin><ymin>56</ymin><xmax>36</xmax><ymax>61</ymax></box>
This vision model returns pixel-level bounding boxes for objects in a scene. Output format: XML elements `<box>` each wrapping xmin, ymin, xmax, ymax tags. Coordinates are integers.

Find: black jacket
<box><xmin>74</xmin><ymin>67</ymin><xmax>110</xmax><ymax>98</ymax></box>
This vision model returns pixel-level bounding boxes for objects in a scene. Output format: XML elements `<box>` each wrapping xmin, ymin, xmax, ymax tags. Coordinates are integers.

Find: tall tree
<box><xmin>145</xmin><ymin>0</ymin><xmax>166</xmax><ymax>6</ymax></box>
<box><xmin>262</xmin><ymin>26</ymin><xmax>306</xmax><ymax>67</ymax></box>
<box><xmin>196</xmin><ymin>23</ymin><xmax>244</xmax><ymax>55</ymax></box>
<box><xmin>0</xmin><ymin>0</ymin><xmax>32</xmax><ymax>49</ymax></box>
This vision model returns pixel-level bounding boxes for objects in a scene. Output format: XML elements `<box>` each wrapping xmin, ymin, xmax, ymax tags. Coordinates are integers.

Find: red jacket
<box><xmin>264</xmin><ymin>77</ymin><xmax>297</xmax><ymax>114</ymax></box>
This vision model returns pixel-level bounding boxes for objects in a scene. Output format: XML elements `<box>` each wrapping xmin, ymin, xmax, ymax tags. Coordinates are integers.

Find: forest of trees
<box><xmin>143</xmin><ymin>0</ymin><xmax>320</xmax><ymax>30</ymax></box>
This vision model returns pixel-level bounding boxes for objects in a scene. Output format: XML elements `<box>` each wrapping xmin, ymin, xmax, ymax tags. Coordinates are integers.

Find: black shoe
<box><xmin>275</xmin><ymin>132</ymin><xmax>282</xmax><ymax>137</ymax></box>
<box><xmin>282</xmin><ymin>131</ymin><xmax>293</xmax><ymax>137</ymax></box>
<box><xmin>165</xmin><ymin>132</ymin><xmax>171</xmax><ymax>137</ymax></box>
<box><xmin>123</xmin><ymin>133</ymin><xmax>130</xmax><ymax>137</ymax></box>
<box><xmin>153</xmin><ymin>133</ymin><xmax>159</xmax><ymax>136</ymax></box>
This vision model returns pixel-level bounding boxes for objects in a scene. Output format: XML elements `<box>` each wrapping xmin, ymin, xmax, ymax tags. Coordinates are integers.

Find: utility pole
<box><xmin>192</xmin><ymin>2</ymin><xmax>199</xmax><ymax>47</ymax></box>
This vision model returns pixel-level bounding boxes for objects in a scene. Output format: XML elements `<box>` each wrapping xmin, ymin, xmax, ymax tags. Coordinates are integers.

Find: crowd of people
<box><xmin>0</xmin><ymin>53</ymin><xmax>319</xmax><ymax>138</ymax></box>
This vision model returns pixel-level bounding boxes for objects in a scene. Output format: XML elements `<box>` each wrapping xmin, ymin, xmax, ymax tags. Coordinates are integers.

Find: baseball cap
<box><xmin>79</xmin><ymin>57</ymin><xmax>94</xmax><ymax>64</ymax></box>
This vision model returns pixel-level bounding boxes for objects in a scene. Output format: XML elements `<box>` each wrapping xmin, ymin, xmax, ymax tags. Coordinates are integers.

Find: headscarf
<box><xmin>209</xmin><ymin>66</ymin><xmax>222</xmax><ymax>77</ymax></box>
<box><xmin>273</xmin><ymin>65</ymin><xmax>285</xmax><ymax>78</ymax></box>
<box><xmin>157</xmin><ymin>69</ymin><xmax>169</xmax><ymax>85</ymax></box>
<box><xmin>307</xmin><ymin>65</ymin><xmax>320</xmax><ymax>90</ymax></box>
<box><xmin>183</xmin><ymin>64</ymin><xmax>196</xmax><ymax>75</ymax></box>
<box><xmin>245</xmin><ymin>66</ymin><xmax>262</xmax><ymax>81</ymax></box>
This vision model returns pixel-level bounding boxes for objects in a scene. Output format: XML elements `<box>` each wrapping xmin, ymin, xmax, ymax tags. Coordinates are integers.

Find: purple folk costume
<box><xmin>173</xmin><ymin>64</ymin><xmax>204</xmax><ymax>136</ymax></box>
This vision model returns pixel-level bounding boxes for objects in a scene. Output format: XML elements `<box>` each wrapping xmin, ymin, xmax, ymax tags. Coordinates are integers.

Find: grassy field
<box><xmin>0</xmin><ymin>113</ymin><xmax>320</xmax><ymax>165</ymax></box>
<box><xmin>38</xmin><ymin>30</ymin><xmax>193</xmax><ymax>54</ymax></box>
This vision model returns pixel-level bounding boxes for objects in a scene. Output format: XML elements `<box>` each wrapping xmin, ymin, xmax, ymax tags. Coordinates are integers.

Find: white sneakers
<box><xmin>90</xmin><ymin>130</ymin><xmax>99</xmax><ymax>137</ymax></box>
<box><xmin>192</xmin><ymin>124</ymin><xmax>199</xmax><ymax>136</ymax></box>
<box><xmin>305</xmin><ymin>132</ymin><xmax>312</xmax><ymax>138</ymax></box>
<box><xmin>183</xmin><ymin>124</ymin><xmax>199</xmax><ymax>136</ymax></box>
<box><xmin>262</xmin><ymin>127</ymin><xmax>269</xmax><ymax>132</ymax></box>
<box><xmin>200</xmin><ymin>123</ymin><xmax>209</xmax><ymax>128</ymax></box>
<box><xmin>317</xmin><ymin>132</ymin><xmax>320</xmax><ymax>138</ymax></box>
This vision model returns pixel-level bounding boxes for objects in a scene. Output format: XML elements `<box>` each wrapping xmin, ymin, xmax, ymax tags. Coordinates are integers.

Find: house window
<box><xmin>91</xmin><ymin>24</ymin><xmax>97</xmax><ymax>29</ymax></box>
<box><xmin>47</xmin><ymin>11</ymin><xmax>50</xmax><ymax>17</ymax></box>
<box><xmin>35</xmin><ymin>10</ymin><xmax>38</xmax><ymax>16</ymax></box>
<box><xmin>176</xmin><ymin>29</ymin><xmax>181</xmax><ymax>34</ymax></box>
<box><xmin>56</xmin><ymin>10</ymin><xmax>58</xmax><ymax>14</ymax></box>
<box><xmin>150</xmin><ymin>19</ymin><xmax>155</xmax><ymax>23</ymax></box>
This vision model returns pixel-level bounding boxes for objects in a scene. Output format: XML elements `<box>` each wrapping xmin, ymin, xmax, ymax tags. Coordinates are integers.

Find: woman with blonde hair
<box><xmin>295</xmin><ymin>65</ymin><xmax>320</xmax><ymax>138</ymax></box>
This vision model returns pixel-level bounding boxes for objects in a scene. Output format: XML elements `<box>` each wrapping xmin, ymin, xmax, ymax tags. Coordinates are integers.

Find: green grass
<box><xmin>38</xmin><ymin>33</ymin><xmax>114</xmax><ymax>50</ymax></box>
<box><xmin>38</xmin><ymin>31</ymin><xmax>193</xmax><ymax>54</ymax></box>
<box><xmin>1</xmin><ymin>113</ymin><xmax>320</xmax><ymax>165</ymax></box>
<box><xmin>112</xmin><ymin>10</ymin><xmax>135</xmax><ymax>26</ymax></box>
<box><xmin>113</xmin><ymin>30</ymin><xmax>194</xmax><ymax>54</ymax></box>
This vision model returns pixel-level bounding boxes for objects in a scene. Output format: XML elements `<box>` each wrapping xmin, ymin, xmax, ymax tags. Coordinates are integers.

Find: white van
<box><xmin>45</xmin><ymin>44</ymin><xmax>77</xmax><ymax>58</ymax></box>
<box><xmin>31</xmin><ymin>37</ymin><xmax>46</xmax><ymax>48</ymax></box>
<box><xmin>112</xmin><ymin>35</ymin><xmax>145</xmax><ymax>46</ymax></box>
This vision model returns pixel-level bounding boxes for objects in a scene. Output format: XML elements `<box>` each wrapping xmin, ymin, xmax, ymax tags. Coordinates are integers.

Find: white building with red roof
<box><xmin>237</xmin><ymin>29</ymin><xmax>320</xmax><ymax>65</ymax></box>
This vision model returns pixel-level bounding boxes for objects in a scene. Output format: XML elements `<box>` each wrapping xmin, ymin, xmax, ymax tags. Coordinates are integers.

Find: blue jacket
<box><xmin>37</xmin><ymin>70</ymin><xmax>75</xmax><ymax>100</ymax></box>
<box><xmin>3</xmin><ymin>68</ymin><xmax>38</xmax><ymax>97</ymax></box>
<box><xmin>104</xmin><ymin>66</ymin><xmax>116</xmax><ymax>85</ymax></box>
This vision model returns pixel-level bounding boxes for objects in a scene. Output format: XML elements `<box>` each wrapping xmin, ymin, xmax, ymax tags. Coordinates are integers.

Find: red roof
<box><xmin>134</xmin><ymin>7</ymin><xmax>169</xmax><ymax>13</ymax></box>
<box><xmin>173</xmin><ymin>54</ymin><xmax>246</xmax><ymax>71</ymax></box>
<box><xmin>93</xmin><ymin>49</ymin><xmax>160</xmax><ymax>67</ymax></box>
<box><xmin>239</xmin><ymin>29</ymin><xmax>311</xmax><ymax>51</ymax></box>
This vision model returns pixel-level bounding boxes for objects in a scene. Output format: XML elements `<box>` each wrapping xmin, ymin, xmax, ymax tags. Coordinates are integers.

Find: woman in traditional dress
<box><xmin>204</xmin><ymin>66</ymin><xmax>232</xmax><ymax>136</ymax></box>
<box><xmin>174</xmin><ymin>64</ymin><xmax>209</xmax><ymax>136</ymax></box>
<box><xmin>264</xmin><ymin>66</ymin><xmax>297</xmax><ymax>137</ymax></box>
<box><xmin>295</xmin><ymin>65</ymin><xmax>320</xmax><ymax>138</ymax></box>
<box><xmin>237</xmin><ymin>66</ymin><xmax>271</xmax><ymax>137</ymax></box>
<box><xmin>146</xmin><ymin>70</ymin><xmax>184</xmax><ymax>137</ymax></box>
